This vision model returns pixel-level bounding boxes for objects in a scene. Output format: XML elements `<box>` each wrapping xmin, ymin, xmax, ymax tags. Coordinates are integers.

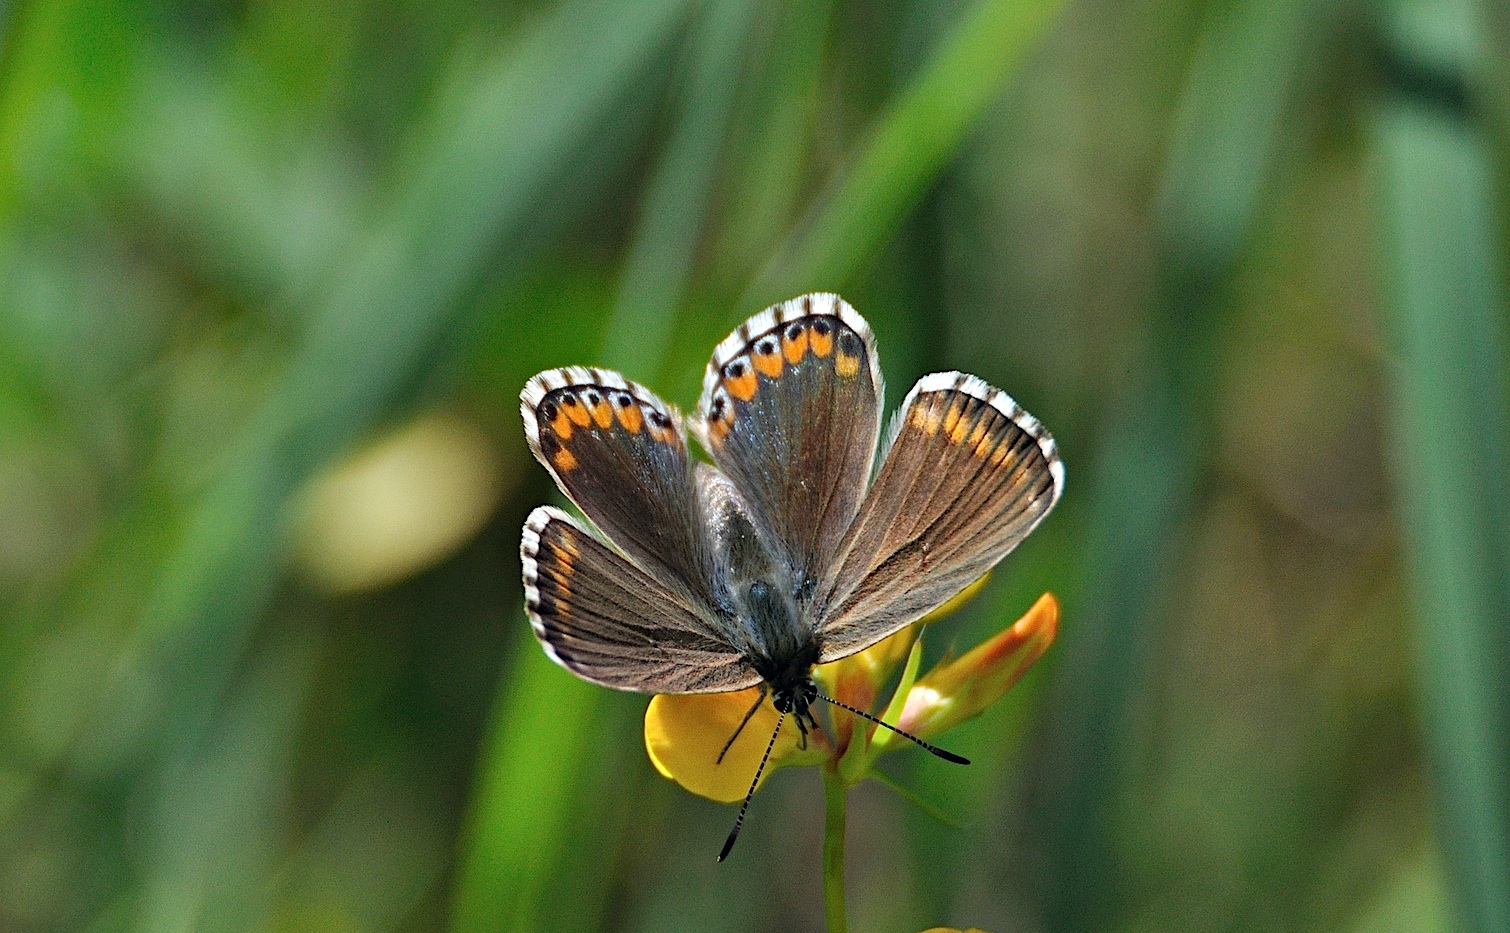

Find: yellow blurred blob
<box><xmin>295</xmin><ymin>412</ymin><xmax>505</xmax><ymax>594</ymax></box>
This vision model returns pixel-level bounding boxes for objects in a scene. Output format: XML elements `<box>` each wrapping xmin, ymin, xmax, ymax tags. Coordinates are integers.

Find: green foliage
<box><xmin>0</xmin><ymin>0</ymin><xmax>1505</xmax><ymax>930</ymax></box>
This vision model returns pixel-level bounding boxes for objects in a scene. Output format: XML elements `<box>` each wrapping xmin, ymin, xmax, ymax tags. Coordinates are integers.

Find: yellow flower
<box><xmin>645</xmin><ymin>581</ymin><xmax>1058</xmax><ymax>801</ymax></box>
<box><xmin>644</xmin><ymin>686</ymin><xmax>823</xmax><ymax>803</ymax></box>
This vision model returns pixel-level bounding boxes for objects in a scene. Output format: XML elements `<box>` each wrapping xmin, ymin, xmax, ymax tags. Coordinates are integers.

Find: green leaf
<box><xmin>1369</xmin><ymin>2</ymin><xmax>1510</xmax><ymax>929</ymax></box>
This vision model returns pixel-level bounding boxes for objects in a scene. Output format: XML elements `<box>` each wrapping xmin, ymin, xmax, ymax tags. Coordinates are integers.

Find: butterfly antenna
<box><xmin>717</xmin><ymin>708</ymin><xmax>786</xmax><ymax>862</ymax></box>
<box><xmin>814</xmin><ymin>691</ymin><xmax>970</xmax><ymax>765</ymax></box>
<box><xmin>717</xmin><ymin>685</ymin><xmax>767</xmax><ymax>765</ymax></box>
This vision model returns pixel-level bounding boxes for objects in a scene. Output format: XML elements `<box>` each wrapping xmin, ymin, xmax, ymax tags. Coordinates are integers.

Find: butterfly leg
<box><xmin>716</xmin><ymin>682</ymin><xmax>769</xmax><ymax>765</ymax></box>
<box><xmin>791</xmin><ymin>703</ymin><xmax>823</xmax><ymax>751</ymax></box>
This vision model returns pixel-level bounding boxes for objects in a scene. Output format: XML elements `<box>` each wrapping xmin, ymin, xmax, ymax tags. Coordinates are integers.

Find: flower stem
<box><xmin>822</xmin><ymin>766</ymin><xmax>848</xmax><ymax>933</ymax></box>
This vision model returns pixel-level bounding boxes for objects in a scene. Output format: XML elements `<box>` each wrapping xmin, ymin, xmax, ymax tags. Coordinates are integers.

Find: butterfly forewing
<box><xmin>523</xmin><ymin>367</ymin><xmax>726</xmax><ymax>612</ymax></box>
<box><xmin>813</xmin><ymin>372</ymin><xmax>1063</xmax><ymax>662</ymax></box>
<box><xmin>523</xmin><ymin>507</ymin><xmax>760</xmax><ymax>693</ymax></box>
<box><xmin>693</xmin><ymin>294</ymin><xmax>883</xmax><ymax>598</ymax></box>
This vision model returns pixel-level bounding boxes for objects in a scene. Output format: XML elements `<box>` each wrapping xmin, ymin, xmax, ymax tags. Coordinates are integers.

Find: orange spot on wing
<box><xmin>810</xmin><ymin>327</ymin><xmax>834</xmax><ymax>357</ymax></box>
<box><xmin>835</xmin><ymin>353</ymin><xmax>860</xmax><ymax>378</ymax></box>
<box><xmin>725</xmin><ymin>367</ymin><xmax>758</xmax><ymax>401</ymax></box>
<box><xmin>549</xmin><ymin>412</ymin><xmax>574</xmax><ymax>440</ymax></box>
<box><xmin>546</xmin><ymin>542</ymin><xmax>575</xmax><ymax>601</ymax></box>
<box><xmin>590</xmin><ymin>398</ymin><xmax>614</xmax><ymax>429</ymax></box>
<box><xmin>553</xmin><ymin>447</ymin><xmax>580</xmax><ymax>471</ymax></box>
<box><xmin>948</xmin><ymin>409</ymin><xmax>973</xmax><ymax>445</ymax></box>
<box><xmin>911</xmin><ymin>402</ymin><xmax>942</xmax><ymax>435</ymax></box>
<box><xmin>617</xmin><ymin>403</ymin><xmax>643</xmax><ymax>434</ymax></box>
<box><xmin>753</xmin><ymin>347</ymin><xmax>784</xmax><ymax>379</ymax></box>
<box><xmin>783</xmin><ymin>328</ymin><xmax>808</xmax><ymax>363</ymax></box>
<box><xmin>941</xmin><ymin>402</ymin><xmax>964</xmax><ymax>440</ymax></box>
<box><xmin>646</xmin><ymin>414</ymin><xmax>681</xmax><ymax>445</ymax></box>
<box><xmin>562</xmin><ymin>398</ymin><xmax>591</xmax><ymax>427</ymax></box>
<box><xmin>974</xmin><ymin>428</ymin><xmax>997</xmax><ymax>459</ymax></box>
<box><xmin>990</xmin><ymin>442</ymin><xmax>1012</xmax><ymax>466</ymax></box>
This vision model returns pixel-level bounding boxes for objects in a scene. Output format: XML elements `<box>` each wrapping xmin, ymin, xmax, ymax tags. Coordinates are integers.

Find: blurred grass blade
<box><xmin>741</xmin><ymin>0</ymin><xmax>1066</xmax><ymax>308</ymax></box>
<box><xmin>607</xmin><ymin>0</ymin><xmax>759</xmax><ymax>379</ymax></box>
<box><xmin>451</xmin><ymin>2</ymin><xmax>753</xmax><ymax>929</ymax></box>
<box><xmin>451</xmin><ymin>649</ymin><xmax>605</xmax><ymax>933</ymax></box>
<box><xmin>714</xmin><ymin>0</ymin><xmax>834</xmax><ymax>274</ymax></box>
<box><xmin>129</xmin><ymin>0</ymin><xmax>693</xmax><ymax>742</ymax></box>
<box><xmin>138</xmin><ymin>631</ymin><xmax>319</xmax><ymax>933</ymax></box>
<box><xmin>1031</xmin><ymin>1</ymin><xmax>1318</xmax><ymax>930</ymax></box>
<box><xmin>113</xmin><ymin>0</ymin><xmax>696</xmax><ymax>927</ymax></box>
<box><xmin>117</xmin><ymin>60</ymin><xmax>361</xmax><ymax>306</ymax></box>
<box><xmin>1369</xmin><ymin>2</ymin><xmax>1510</xmax><ymax>930</ymax></box>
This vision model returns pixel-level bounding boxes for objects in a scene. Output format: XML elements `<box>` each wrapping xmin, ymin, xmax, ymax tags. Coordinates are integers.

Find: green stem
<box><xmin>822</xmin><ymin>767</ymin><xmax>848</xmax><ymax>933</ymax></box>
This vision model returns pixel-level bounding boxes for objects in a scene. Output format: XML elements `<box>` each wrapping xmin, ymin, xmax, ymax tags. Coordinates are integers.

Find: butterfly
<box><xmin>520</xmin><ymin>294</ymin><xmax>1062</xmax><ymax>858</ymax></box>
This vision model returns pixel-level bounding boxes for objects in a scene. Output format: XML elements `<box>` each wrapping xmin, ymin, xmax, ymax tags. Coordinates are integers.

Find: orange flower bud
<box><xmin>896</xmin><ymin>592</ymin><xmax>1058</xmax><ymax>739</ymax></box>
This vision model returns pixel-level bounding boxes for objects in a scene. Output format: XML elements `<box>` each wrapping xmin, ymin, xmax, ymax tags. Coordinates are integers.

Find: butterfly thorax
<box><xmin>744</xmin><ymin>581</ymin><xmax>819</xmax><ymax>728</ymax></box>
<box><xmin>708</xmin><ymin>472</ymin><xmax>823</xmax><ymax>698</ymax></box>
<box><xmin>737</xmin><ymin>578</ymin><xmax>820</xmax><ymax>690</ymax></box>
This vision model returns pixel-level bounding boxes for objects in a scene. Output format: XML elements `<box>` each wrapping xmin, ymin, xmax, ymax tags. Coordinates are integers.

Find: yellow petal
<box><xmin>898</xmin><ymin>592</ymin><xmax>1059</xmax><ymax>739</ymax></box>
<box><xmin>644</xmin><ymin>689</ymin><xmax>803</xmax><ymax>803</ymax></box>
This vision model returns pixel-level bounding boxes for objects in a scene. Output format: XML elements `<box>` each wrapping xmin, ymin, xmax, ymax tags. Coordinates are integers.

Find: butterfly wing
<box><xmin>812</xmin><ymin>372</ymin><xmax>1064</xmax><ymax>662</ymax></box>
<box><xmin>522</xmin><ymin>366</ymin><xmax>727</xmax><ymax>612</ymax></box>
<box><xmin>691</xmin><ymin>294</ymin><xmax>883</xmax><ymax>597</ymax></box>
<box><xmin>523</xmin><ymin>507</ymin><xmax>759</xmax><ymax>693</ymax></box>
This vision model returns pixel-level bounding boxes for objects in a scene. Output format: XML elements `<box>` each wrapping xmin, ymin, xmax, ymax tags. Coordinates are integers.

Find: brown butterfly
<box><xmin>520</xmin><ymin>294</ymin><xmax>1062</xmax><ymax>858</ymax></box>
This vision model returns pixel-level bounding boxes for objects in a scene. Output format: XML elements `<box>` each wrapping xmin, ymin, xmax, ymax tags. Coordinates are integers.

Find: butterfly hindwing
<box><xmin>522</xmin><ymin>367</ymin><xmax>725</xmax><ymax>611</ymax></box>
<box><xmin>813</xmin><ymin>372</ymin><xmax>1064</xmax><ymax>662</ymax></box>
<box><xmin>523</xmin><ymin>507</ymin><xmax>760</xmax><ymax>693</ymax></box>
<box><xmin>692</xmin><ymin>294</ymin><xmax>883</xmax><ymax>598</ymax></box>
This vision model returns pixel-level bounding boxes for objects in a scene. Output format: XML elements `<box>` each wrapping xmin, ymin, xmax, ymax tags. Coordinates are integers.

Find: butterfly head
<box><xmin>770</xmin><ymin>676</ymin><xmax>818</xmax><ymax>727</ymax></box>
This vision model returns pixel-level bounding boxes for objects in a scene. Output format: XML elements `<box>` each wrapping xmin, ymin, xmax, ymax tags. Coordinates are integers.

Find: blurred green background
<box><xmin>2</xmin><ymin>0</ymin><xmax>1508</xmax><ymax>930</ymax></box>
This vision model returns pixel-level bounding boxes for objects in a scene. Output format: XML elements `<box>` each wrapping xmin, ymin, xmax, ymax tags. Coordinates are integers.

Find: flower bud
<box><xmin>896</xmin><ymin>592</ymin><xmax>1058</xmax><ymax>739</ymax></box>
